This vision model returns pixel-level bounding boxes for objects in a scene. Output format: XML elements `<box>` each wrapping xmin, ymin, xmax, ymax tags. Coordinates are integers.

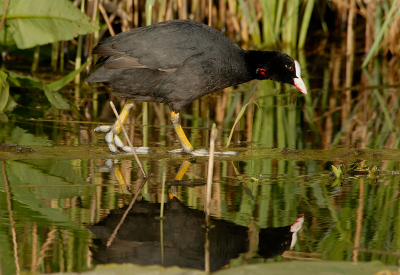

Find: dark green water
<box><xmin>1</xmin><ymin>122</ymin><xmax>400</xmax><ymax>273</ymax></box>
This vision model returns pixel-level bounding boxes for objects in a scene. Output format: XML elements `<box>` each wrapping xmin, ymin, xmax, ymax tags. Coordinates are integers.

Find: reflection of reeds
<box><xmin>2</xmin><ymin>161</ymin><xmax>21</xmax><ymax>275</ymax></box>
<box><xmin>3</xmin><ymin>151</ymin><xmax>400</xmax><ymax>272</ymax></box>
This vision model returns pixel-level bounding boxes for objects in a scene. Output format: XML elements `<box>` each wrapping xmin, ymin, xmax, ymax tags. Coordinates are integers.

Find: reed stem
<box><xmin>31</xmin><ymin>46</ymin><xmax>40</xmax><ymax>73</ymax></box>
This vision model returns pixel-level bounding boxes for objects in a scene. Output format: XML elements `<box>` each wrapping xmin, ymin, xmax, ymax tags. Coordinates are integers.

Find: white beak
<box><xmin>293</xmin><ymin>60</ymin><xmax>307</xmax><ymax>94</ymax></box>
<box><xmin>290</xmin><ymin>215</ymin><xmax>304</xmax><ymax>249</ymax></box>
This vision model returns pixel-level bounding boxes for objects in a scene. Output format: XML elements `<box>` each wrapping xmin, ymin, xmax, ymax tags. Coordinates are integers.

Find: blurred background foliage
<box><xmin>0</xmin><ymin>0</ymin><xmax>399</xmax><ymax>149</ymax></box>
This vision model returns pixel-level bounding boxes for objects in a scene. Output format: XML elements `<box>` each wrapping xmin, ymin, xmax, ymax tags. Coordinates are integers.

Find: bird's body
<box><xmin>87</xmin><ymin>19</ymin><xmax>307</xmax><ymax>154</ymax></box>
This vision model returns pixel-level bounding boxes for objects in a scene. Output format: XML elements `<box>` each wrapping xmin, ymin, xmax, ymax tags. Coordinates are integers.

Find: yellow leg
<box><xmin>168</xmin><ymin>193</ymin><xmax>176</xmax><ymax>200</ymax></box>
<box><xmin>112</xmin><ymin>99</ymin><xmax>135</xmax><ymax>134</ymax></box>
<box><xmin>169</xmin><ymin>160</ymin><xmax>192</xmax><ymax>200</ymax></box>
<box><xmin>170</xmin><ymin>111</ymin><xmax>194</xmax><ymax>153</ymax></box>
<box><xmin>114</xmin><ymin>164</ymin><xmax>127</xmax><ymax>186</ymax></box>
<box><xmin>174</xmin><ymin>160</ymin><xmax>192</xmax><ymax>180</ymax></box>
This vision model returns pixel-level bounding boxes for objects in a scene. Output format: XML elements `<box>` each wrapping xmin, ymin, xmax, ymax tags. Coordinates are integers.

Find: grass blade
<box><xmin>361</xmin><ymin>1</ymin><xmax>399</xmax><ymax>67</ymax></box>
<box><xmin>48</xmin><ymin>60</ymin><xmax>90</xmax><ymax>91</ymax></box>
<box><xmin>298</xmin><ymin>0</ymin><xmax>315</xmax><ymax>49</ymax></box>
<box><xmin>225</xmin><ymin>101</ymin><xmax>259</xmax><ymax>148</ymax></box>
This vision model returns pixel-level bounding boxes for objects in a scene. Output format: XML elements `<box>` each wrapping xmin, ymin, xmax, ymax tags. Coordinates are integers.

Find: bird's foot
<box><xmin>94</xmin><ymin>125</ymin><xmax>150</xmax><ymax>154</ymax></box>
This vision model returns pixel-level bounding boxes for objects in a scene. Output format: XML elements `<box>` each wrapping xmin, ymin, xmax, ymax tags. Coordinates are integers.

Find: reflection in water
<box><xmin>0</xmin><ymin>155</ymin><xmax>399</xmax><ymax>274</ymax></box>
<box><xmin>89</xmin><ymin>198</ymin><xmax>303</xmax><ymax>272</ymax></box>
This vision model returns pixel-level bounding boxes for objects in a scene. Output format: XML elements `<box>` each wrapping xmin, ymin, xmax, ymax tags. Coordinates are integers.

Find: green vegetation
<box><xmin>0</xmin><ymin>0</ymin><xmax>400</xmax><ymax>273</ymax></box>
<box><xmin>1</xmin><ymin>149</ymin><xmax>400</xmax><ymax>272</ymax></box>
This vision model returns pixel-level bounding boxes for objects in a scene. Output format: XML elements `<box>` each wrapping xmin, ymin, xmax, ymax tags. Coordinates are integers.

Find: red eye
<box><xmin>256</xmin><ymin>68</ymin><xmax>267</xmax><ymax>78</ymax></box>
<box><xmin>288</xmin><ymin>66</ymin><xmax>293</xmax><ymax>71</ymax></box>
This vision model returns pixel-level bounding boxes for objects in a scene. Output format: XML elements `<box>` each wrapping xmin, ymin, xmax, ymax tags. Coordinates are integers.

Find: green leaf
<box><xmin>9</xmin><ymin>127</ymin><xmax>52</xmax><ymax>146</ymax></box>
<box><xmin>4</xmin><ymin>70</ymin><xmax>70</xmax><ymax>110</ymax></box>
<box><xmin>367</xmin><ymin>166</ymin><xmax>379</xmax><ymax>184</ymax></box>
<box><xmin>0</xmin><ymin>0</ymin><xmax>99</xmax><ymax>49</ymax></box>
<box><xmin>0</xmin><ymin>160</ymin><xmax>90</xmax><ymax>230</ymax></box>
<box><xmin>331</xmin><ymin>165</ymin><xmax>339</xmax><ymax>177</ymax></box>
<box><xmin>332</xmin><ymin>177</ymin><xmax>342</xmax><ymax>187</ymax></box>
<box><xmin>250</xmin><ymin>177</ymin><xmax>259</xmax><ymax>183</ymax></box>
<box><xmin>0</xmin><ymin>70</ymin><xmax>10</xmax><ymax>113</ymax></box>
<box><xmin>225</xmin><ymin>100</ymin><xmax>260</xmax><ymax>148</ymax></box>
<box><xmin>331</xmin><ymin>165</ymin><xmax>344</xmax><ymax>186</ymax></box>
<box><xmin>43</xmin><ymin>87</ymin><xmax>70</xmax><ymax>109</ymax></box>
<box><xmin>331</xmin><ymin>165</ymin><xmax>343</xmax><ymax>178</ymax></box>
<box><xmin>0</xmin><ymin>70</ymin><xmax>17</xmax><ymax>122</ymax></box>
<box><xmin>47</xmin><ymin>60</ymin><xmax>90</xmax><ymax>91</ymax></box>
<box><xmin>2</xmin><ymin>60</ymin><xmax>89</xmax><ymax>111</ymax></box>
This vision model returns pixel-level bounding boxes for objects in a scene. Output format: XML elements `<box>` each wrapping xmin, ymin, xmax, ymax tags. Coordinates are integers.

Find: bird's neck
<box><xmin>245</xmin><ymin>50</ymin><xmax>276</xmax><ymax>80</ymax></box>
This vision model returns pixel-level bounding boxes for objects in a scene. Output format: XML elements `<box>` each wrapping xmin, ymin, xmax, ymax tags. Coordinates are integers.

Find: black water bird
<box><xmin>87</xmin><ymin>19</ymin><xmax>307</xmax><ymax>153</ymax></box>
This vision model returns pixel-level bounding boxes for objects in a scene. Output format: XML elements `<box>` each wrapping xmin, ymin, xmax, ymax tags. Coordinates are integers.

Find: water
<box><xmin>1</xmin><ymin>54</ymin><xmax>400</xmax><ymax>273</ymax></box>
<box><xmin>1</xmin><ymin>122</ymin><xmax>400</xmax><ymax>273</ymax></box>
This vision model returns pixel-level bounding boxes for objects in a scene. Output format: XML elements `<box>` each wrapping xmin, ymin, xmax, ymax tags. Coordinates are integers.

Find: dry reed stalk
<box><xmin>227</xmin><ymin>0</ymin><xmax>240</xmax><ymax>34</ymax></box>
<box><xmin>158</xmin><ymin>0</ymin><xmax>167</xmax><ymax>22</ymax></box>
<box><xmin>165</xmin><ymin>0</ymin><xmax>173</xmax><ymax>21</ymax></box>
<box><xmin>118</xmin><ymin>1</ymin><xmax>129</xmax><ymax>31</ymax></box>
<box><xmin>352</xmin><ymin>177</ymin><xmax>364</xmax><ymax>262</ymax></box>
<box><xmin>86</xmin><ymin>0</ymin><xmax>99</xmax><ymax>61</ymax></box>
<box><xmin>106</xmin><ymin>179</ymin><xmax>147</xmax><ymax>246</ymax></box>
<box><xmin>179</xmin><ymin>0</ymin><xmax>188</xmax><ymax>19</ymax></box>
<box><xmin>346</xmin><ymin>0</ymin><xmax>356</xmax><ymax>87</ymax></box>
<box><xmin>200</xmin><ymin>0</ymin><xmax>206</xmax><ymax>23</ymax></box>
<box><xmin>240</xmin><ymin>17</ymin><xmax>249</xmax><ymax>45</ymax></box>
<box><xmin>0</xmin><ymin>0</ymin><xmax>10</xmax><ymax>31</ymax></box>
<box><xmin>109</xmin><ymin>101</ymin><xmax>147</xmax><ymax>178</ymax></box>
<box><xmin>99</xmin><ymin>3</ymin><xmax>116</xmax><ymax>36</ymax></box>
<box><xmin>208</xmin><ymin>0</ymin><xmax>212</xmax><ymax>25</ymax></box>
<box><xmin>341</xmin><ymin>0</ymin><xmax>356</xmax><ymax>145</ymax></box>
<box><xmin>215</xmin><ymin>90</ymin><xmax>228</xmax><ymax>123</ymax></box>
<box><xmin>2</xmin><ymin>161</ymin><xmax>20</xmax><ymax>275</ymax></box>
<box><xmin>204</xmin><ymin>228</ymin><xmax>210</xmax><ymax>272</ymax></box>
<box><xmin>37</xmin><ymin>229</ymin><xmax>57</xmax><ymax>267</ymax></box>
<box><xmin>31</xmin><ymin>222</ymin><xmax>37</xmax><ymax>273</ymax></box>
<box><xmin>364</xmin><ymin>1</ymin><xmax>374</xmax><ymax>54</ymax></box>
<box><xmin>326</xmin><ymin>47</ymin><xmax>341</xmax><ymax>148</ymax></box>
<box><xmin>133</xmin><ymin>0</ymin><xmax>139</xmax><ymax>26</ymax></box>
<box><xmin>103</xmin><ymin>0</ymin><xmax>132</xmax><ymax>23</ymax></box>
<box><xmin>126</xmin><ymin>0</ymin><xmax>133</xmax><ymax>28</ymax></box>
<box><xmin>386</xmin><ymin>7</ymin><xmax>400</xmax><ymax>55</ymax></box>
<box><xmin>205</xmin><ymin>123</ymin><xmax>218</xmax><ymax>227</ymax></box>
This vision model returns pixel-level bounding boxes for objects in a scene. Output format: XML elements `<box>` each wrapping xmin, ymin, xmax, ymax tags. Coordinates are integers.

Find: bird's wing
<box><xmin>92</xmin><ymin>20</ymin><xmax>234</xmax><ymax>71</ymax></box>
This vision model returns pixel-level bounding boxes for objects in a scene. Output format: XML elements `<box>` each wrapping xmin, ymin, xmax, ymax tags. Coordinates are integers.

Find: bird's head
<box><xmin>253</xmin><ymin>51</ymin><xmax>307</xmax><ymax>94</ymax></box>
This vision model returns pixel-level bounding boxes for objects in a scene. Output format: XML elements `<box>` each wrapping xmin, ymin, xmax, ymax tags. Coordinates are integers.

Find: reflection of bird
<box><xmin>87</xmin><ymin>20</ymin><xmax>307</xmax><ymax>153</ymax></box>
<box><xmin>89</xmin><ymin>198</ymin><xmax>304</xmax><ymax>272</ymax></box>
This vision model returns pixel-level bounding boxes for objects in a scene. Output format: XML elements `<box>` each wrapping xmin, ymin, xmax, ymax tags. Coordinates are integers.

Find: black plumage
<box><xmin>87</xmin><ymin>19</ymin><xmax>307</xmax><ymax>154</ymax></box>
<box><xmin>87</xmin><ymin>20</ymin><xmax>306</xmax><ymax>113</ymax></box>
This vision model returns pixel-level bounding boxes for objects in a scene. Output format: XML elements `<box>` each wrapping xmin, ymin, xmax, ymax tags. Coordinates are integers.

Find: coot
<box><xmin>87</xmin><ymin>20</ymin><xmax>307</xmax><ymax>153</ymax></box>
